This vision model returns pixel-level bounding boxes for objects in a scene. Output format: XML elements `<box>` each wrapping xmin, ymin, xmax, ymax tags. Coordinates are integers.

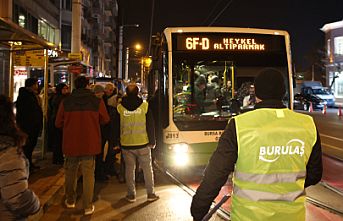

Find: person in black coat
<box><xmin>191</xmin><ymin>70</ymin><xmax>322</xmax><ymax>221</ymax></box>
<box><xmin>50</xmin><ymin>83</ymin><xmax>69</xmax><ymax>164</ymax></box>
<box><xmin>15</xmin><ymin>78</ymin><xmax>43</xmax><ymax>171</ymax></box>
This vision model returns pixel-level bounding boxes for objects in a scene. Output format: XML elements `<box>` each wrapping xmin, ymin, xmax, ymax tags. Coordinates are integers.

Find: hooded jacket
<box><xmin>55</xmin><ymin>88</ymin><xmax>110</xmax><ymax>157</ymax></box>
<box><xmin>114</xmin><ymin>96</ymin><xmax>155</xmax><ymax>149</ymax></box>
<box><xmin>0</xmin><ymin>135</ymin><xmax>40</xmax><ymax>220</ymax></box>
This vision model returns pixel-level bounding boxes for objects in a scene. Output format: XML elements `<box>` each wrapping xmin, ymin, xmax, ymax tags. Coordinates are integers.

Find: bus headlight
<box><xmin>169</xmin><ymin>143</ymin><xmax>189</xmax><ymax>167</ymax></box>
<box><xmin>171</xmin><ymin>143</ymin><xmax>189</xmax><ymax>153</ymax></box>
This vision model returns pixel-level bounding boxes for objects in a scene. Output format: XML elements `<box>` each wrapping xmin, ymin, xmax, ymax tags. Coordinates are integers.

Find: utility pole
<box><xmin>118</xmin><ymin>26</ymin><xmax>124</xmax><ymax>80</ymax></box>
<box><xmin>71</xmin><ymin>0</ymin><xmax>82</xmax><ymax>89</ymax></box>
<box><xmin>117</xmin><ymin>24</ymin><xmax>139</xmax><ymax>80</ymax></box>
<box><xmin>141</xmin><ymin>57</ymin><xmax>144</xmax><ymax>85</ymax></box>
<box><xmin>125</xmin><ymin>47</ymin><xmax>129</xmax><ymax>81</ymax></box>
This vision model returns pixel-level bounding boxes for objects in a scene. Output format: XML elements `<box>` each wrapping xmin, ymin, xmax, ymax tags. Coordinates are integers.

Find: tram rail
<box><xmin>306</xmin><ymin>196</ymin><xmax>343</xmax><ymax>216</ymax></box>
<box><xmin>156</xmin><ymin>162</ymin><xmax>343</xmax><ymax>220</ymax></box>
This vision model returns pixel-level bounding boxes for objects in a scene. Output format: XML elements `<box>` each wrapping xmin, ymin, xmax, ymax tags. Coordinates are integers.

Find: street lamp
<box><xmin>118</xmin><ymin>24</ymin><xmax>139</xmax><ymax>80</ymax></box>
<box><xmin>125</xmin><ymin>43</ymin><xmax>142</xmax><ymax>81</ymax></box>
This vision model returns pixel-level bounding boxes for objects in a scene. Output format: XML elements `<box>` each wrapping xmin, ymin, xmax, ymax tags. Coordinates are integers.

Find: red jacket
<box><xmin>55</xmin><ymin>88</ymin><xmax>110</xmax><ymax>157</ymax></box>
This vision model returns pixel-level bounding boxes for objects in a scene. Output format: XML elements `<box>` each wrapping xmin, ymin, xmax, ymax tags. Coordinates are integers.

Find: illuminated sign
<box><xmin>48</xmin><ymin>49</ymin><xmax>59</xmax><ymax>57</ymax></box>
<box><xmin>173</xmin><ymin>33</ymin><xmax>284</xmax><ymax>52</ymax></box>
<box><xmin>14</xmin><ymin>50</ymin><xmax>44</xmax><ymax>66</ymax></box>
<box><xmin>185</xmin><ymin>37</ymin><xmax>265</xmax><ymax>51</ymax></box>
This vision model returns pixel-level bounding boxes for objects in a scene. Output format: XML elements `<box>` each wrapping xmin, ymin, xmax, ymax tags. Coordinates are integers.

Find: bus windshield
<box><xmin>171</xmin><ymin>33</ymin><xmax>290</xmax><ymax>131</ymax></box>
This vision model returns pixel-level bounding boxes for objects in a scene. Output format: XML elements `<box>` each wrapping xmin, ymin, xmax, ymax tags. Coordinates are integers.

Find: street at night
<box><xmin>32</xmin><ymin>109</ymin><xmax>343</xmax><ymax>221</ymax></box>
<box><xmin>1</xmin><ymin>0</ymin><xmax>343</xmax><ymax>221</ymax></box>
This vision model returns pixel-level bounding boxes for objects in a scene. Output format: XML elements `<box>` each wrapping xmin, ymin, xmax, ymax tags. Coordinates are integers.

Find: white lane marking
<box><xmin>320</xmin><ymin>134</ymin><xmax>343</xmax><ymax>142</ymax></box>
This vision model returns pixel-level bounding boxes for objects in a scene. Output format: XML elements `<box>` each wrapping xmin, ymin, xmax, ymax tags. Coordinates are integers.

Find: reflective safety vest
<box><xmin>117</xmin><ymin>102</ymin><xmax>149</xmax><ymax>146</ymax></box>
<box><xmin>232</xmin><ymin>108</ymin><xmax>316</xmax><ymax>221</ymax></box>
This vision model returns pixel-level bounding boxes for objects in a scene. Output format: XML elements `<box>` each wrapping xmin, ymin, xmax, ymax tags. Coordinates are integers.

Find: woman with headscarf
<box><xmin>0</xmin><ymin>95</ymin><xmax>40</xmax><ymax>220</ymax></box>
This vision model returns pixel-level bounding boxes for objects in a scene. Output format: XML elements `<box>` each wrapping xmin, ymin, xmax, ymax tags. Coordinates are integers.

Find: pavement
<box><xmin>27</xmin><ymin>150</ymin><xmax>227</xmax><ymax>221</ymax></box>
<box><xmin>26</xmin><ymin>108</ymin><xmax>342</xmax><ymax>220</ymax></box>
<box><xmin>27</xmin><ymin>151</ymin><xmax>65</xmax><ymax>221</ymax></box>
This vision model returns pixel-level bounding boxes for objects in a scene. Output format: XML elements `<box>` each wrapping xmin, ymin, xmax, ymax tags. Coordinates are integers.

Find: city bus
<box><xmin>147</xmin><ymin>27</ymin><xmax>294</xmax><ymax>170</ymax></box>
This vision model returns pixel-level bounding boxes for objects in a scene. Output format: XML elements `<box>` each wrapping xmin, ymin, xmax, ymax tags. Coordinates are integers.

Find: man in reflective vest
<box><xmin>191</xmin><ymin>69</ymin><xmax>322</xmax><ymax>221</ymax></box>
<box><xmin>115</xmin><ymin>83</ymin><xmax>159</xmax><ymax>203</ymax></box>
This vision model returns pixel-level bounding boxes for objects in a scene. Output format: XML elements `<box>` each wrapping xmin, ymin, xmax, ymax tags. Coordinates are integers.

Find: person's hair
<box><xmin>125</xmin><ymin>84</ymin><xmax>139</xmax><ymax>97</ymax></box>
<box><xmin>195</xmin><ymin>75</ymin><xmax>206</xmax><ymax>86</ymax></box>
<box><xmin>93</xmin><ymin>84</ymin><xmax>105</xmax><ymax>94</ymax></box>
<box><xmin>55</xmin><ymin>83</ymin><xmax>68</xmax><ymax>95</ymax></box>
<box><xmin>25</xmin><ymin>77</ymin><xmax>38</xmax><ymax>87</ymax></box>
<box><xmin>74</xmin><ymin>76</ymin><xmax>89</xmax><ymax>89</ymax></box>
<box><xmin>254</xmin><ymin>68</ymin><xmax>286</xmax><ymax>100</ymax></box>
<box><xmin>0</xmin><ymin>95</ymin><xmax>27</xmax><ymax>150</ymax></box>
<box><xmin>105</xmin><ymin>83</ymin><xmax>115</xmax><ymax>91</ymax></box>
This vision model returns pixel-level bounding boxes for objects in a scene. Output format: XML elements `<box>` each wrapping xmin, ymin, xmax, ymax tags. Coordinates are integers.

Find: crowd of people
<box><xmin>0</xmin><ymin>75</ymin><xmax>158</xmax><ymax>218</ymax></box>
<box><xmin>0</xmin><ymin>69</ymin><xmax>322</xmax><ymax>220</ymax></box>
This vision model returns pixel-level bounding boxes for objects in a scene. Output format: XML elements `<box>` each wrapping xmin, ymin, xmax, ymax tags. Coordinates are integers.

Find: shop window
<box><xmin>65</xmin><ymin>0</ymin><xmax>72</xmax><ymax>11</ymax></box>
<box><xmin>18</xmin><ymin>14</ymin><xmax>26</xmax><ymax>28</ymax></box>
<box><xmin>334</xmin><ymin>36</ymin><xmax>343</xmax><ymax>55</ymax></box>
<box><xmin>38</xmin><ymin>20</ymin><xmax>48</xmax><ymax>40</ymax></box>
<box><xmin>62</xmin><ymin>25</ymin><xmax>72</xmax><ymax>50</ymax></box>
<box><xmin>49</xmin><ymin>26</ymin><xmax>55</xmax><ymax>43</ymax></box>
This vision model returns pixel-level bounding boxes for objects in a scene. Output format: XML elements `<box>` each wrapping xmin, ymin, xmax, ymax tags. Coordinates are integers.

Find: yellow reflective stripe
<box><xmin>233</xmin><ymin>185</ymin><xmax>305</xmax><ymax>202</ymax></box>
<box><xmin>234</xmin><ymin>171</ymin><xmax>306</xmax><ymax>184</ymax></box>
<box><xmin>121</xmin><ymin>129</ymin><xmax>147</xmax><ymax>135</ymax></box>
<box><xmin>122</xmin><ymin>122</ymin><xmax>145</xmax><ymax>127</ymax></box>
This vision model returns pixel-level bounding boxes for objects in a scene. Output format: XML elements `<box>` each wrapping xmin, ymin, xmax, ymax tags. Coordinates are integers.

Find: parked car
<box><xmin>293</xmin><ymin>93</ymin><xmax>326</xmax><ymax>111</ymax></box>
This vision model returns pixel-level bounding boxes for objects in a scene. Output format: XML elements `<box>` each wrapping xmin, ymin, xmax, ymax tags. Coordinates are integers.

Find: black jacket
<box><xmin>190</xmin><ymin>100</ymin><xmax>323</xmax><ymax>221</ymax></box>
<box><xmin>16</xmin><ymin>87</ymin><xmax>43</xmax><ymax>136</ymax></box>
<box><xmin>101</xmin><ymin>104</ymin><xmax>117</xmax><ymax>147</ymax></box>
<box><xmin>114</xmin><ymin>96</ymin><xmax>156</xmax><ymax>149</ymax></box>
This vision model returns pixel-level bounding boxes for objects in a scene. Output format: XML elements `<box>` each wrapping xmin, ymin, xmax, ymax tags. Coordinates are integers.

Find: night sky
<box><xmin>120</xmin><ymin>0</ymin><xmax>343</xmax><ymax>71</ymax></box>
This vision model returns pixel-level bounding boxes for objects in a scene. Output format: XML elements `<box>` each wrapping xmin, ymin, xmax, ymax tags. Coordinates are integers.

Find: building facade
<box><xmin>0</xmin><ymin>0</ymin><xmax>60</xmax><ymax>97</ymax></box>
<box><xmin>60</xmin><ymin>0</ymin><xmax>118</xmax><ymax>78</ymax></box>
<box><xmin>321</xmin><ymin>20</ymin><xmax>343</xmax><ymax>106</ymax></box>
<box><xmin>0</xmin><ymin>0</ymin><xmax>119</xmax><ymax>96</ymax></box>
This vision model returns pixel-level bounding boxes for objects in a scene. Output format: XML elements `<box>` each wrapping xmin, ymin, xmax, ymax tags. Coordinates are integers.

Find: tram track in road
<box><xmin>306</xmin><ymin>181</ymin><xmax>343</xmax><ymax>217</ymax></box>
<box><xmin>156</xmin><ymin>162</ymin><xmax>343</xmax><ymax>220</ymax></box>
<box><xmin>319</xmin><ymin>181</ymin><xmax>343</xmax><ymax>197</ymax></box>
<box><xmin>306</xmin><ymin>195</ymin><xmax>343</xmax><ymax>216</ymax></box>
<box><xmin>155</xmin><ymin>162</ymin><xmax>231</xmax><ymax>220</ymax></box>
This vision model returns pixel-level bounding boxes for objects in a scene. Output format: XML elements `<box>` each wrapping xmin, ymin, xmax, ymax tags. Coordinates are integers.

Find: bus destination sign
<box><xmin>173</xmin><ymin>33</ymin><xmax>283</xmax><ymax>52</ymax></box>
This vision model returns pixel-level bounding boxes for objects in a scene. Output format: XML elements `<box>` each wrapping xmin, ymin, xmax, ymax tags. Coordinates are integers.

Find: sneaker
<box><xmin>147</xmin><ymin>193</ymin><xmax>160</xmax><ymax>202</ymax></box>
<box><xmin>84</xmin><ymin>205</ymin><xmax>95</xmax><ymax>215</ymax></box>
<box><xmin>64</xmin><ymin>199</ymin><xmax>75</xmax><ymax>208</ymax></box>
<box><xmin>125</xmin><ymin>195</ymin><xmax>136</xmax><ymax>203</ymax></box>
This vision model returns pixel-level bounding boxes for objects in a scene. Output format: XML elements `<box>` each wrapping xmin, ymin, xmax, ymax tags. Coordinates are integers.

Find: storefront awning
<box><xmin>0</xmin><ymin>17</ymin><xmax>57</xmax><ymax>51</ymax></box>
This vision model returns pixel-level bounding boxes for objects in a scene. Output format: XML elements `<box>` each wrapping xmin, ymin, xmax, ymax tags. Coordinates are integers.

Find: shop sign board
<box><xmin>14</xmin><ymin>50</ymin><xmax>45</xmax><ymax>66</ymax></box>
<box><xmin>68</xmin><ymin>52</ymin><xmax>82</xmax><ymax>61</ymax></box>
